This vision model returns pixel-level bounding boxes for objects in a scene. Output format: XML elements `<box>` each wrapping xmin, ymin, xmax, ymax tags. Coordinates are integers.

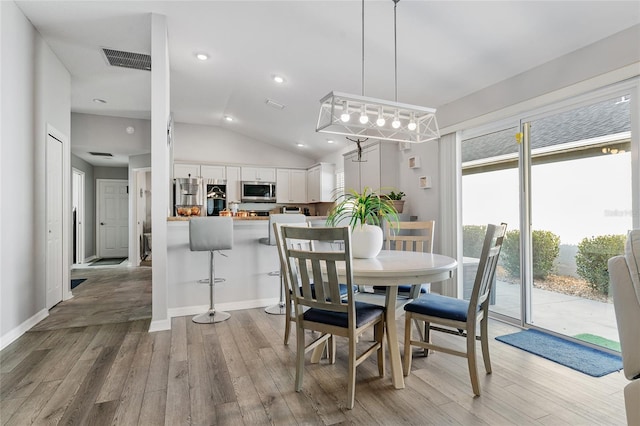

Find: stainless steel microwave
<box><xmin>241</xmin><ymin>181</ymin><xmax>276</xmax><ymax>202</ymax></box>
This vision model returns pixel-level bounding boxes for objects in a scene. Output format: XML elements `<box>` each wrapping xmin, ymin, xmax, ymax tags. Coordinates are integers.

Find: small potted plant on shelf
<box><xmin>384</xmin><ymin>190</ymin><xmax>405</xmax><ymax>213</ymax></box>
<box><xmin>326</xmin><ymin>187</ymin><xmax>399</xmax><ymax>258</ymax></box>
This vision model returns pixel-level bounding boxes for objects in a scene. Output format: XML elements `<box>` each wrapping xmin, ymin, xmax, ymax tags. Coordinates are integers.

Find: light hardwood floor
<box><xmin>0</xmin><ymin>266</ymin><xmax>629</xmax><ymax>425</ymax></box>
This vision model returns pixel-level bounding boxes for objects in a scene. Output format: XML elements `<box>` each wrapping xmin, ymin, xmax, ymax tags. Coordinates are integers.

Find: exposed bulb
<box><xmin>359</xmin><ymin>105</ymin><xmax>369</xmax><ymax>124</ymax></box>
<box><xmin>407</xmin><ymin>113</ymin><xmax>417</xmax><ymax>131</ymax></box>
<box><xmin>376</xmin><ymin>107</ymin><xmax>386</xmax><ymax>126</ymax></box>
<box><xmin>340</xmin><ymin>101</ymin><xmax>350</xmax><ymax>122</ymax></box>
<box><xmin>391</xmin><ymin>111</ymin><xmax>401</xmax><ymax>129</ymax></box>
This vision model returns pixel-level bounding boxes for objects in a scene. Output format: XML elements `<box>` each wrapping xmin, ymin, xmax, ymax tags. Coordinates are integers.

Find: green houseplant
<box><xmin>384</xmin><ymin>190</ymin><xmax>405</xmax><ymax>213</ymax></box>
<box><xmin>326</xmin><ymin>187</ymin><xmax>399</xmax><ymax>258</ymax></box>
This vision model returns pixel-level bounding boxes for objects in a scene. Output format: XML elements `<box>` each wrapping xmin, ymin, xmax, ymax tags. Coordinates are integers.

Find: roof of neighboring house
<box><xmin>462</xmin><ymin>97</ymin><xmax>631</xmax><ymax>163</ymax></box>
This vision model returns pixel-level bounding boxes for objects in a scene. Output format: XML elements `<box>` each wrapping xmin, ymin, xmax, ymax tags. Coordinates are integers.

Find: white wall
<box><xmin>150</xmin><ymin>13</ymin><xmax>171</xmax><ymax>332</ymax></box>
<box><xmin>437</xmin><ymin>25</ymin><xmax>640</xmax><ymax>131</ymax></box>
<box><xmin>94</xmin><ymin>166</ymin><xmax>128</xmax><ymax>180</ymax></box>
<box><xmin>174</xmin><ymin>122</ymin><xmax>315</xmax><ymax>168</ymax></box>
<box><xmin>1</xmin><ymin>1</ymin><xmax>71</xmax><ymax>348</ymax></box>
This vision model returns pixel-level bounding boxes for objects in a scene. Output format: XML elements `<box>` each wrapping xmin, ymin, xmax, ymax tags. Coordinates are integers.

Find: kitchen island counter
<box><xmin>167</xmin><ymin>216</ymin><xmax>269</xmax><ymax>221</ymax></box>
<box><xmin>167</xmin><ymin>219</ymin><xmax>279</xmax><ymax>318</ymax></box>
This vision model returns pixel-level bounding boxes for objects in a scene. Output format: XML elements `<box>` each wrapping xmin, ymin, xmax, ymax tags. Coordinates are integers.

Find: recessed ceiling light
<box><xmin>273</xmin><ymin>75</ymin><xmax>285</xmax><ymax>84</ymax></box>
<box><xmin>327</xmin><ymin>139</ymin><xmax>335</xmax><ymax>144</ymax></box>
<box><xmin>93</xmin><ymin>98</ymin><xmax>107</xmax><ymax>104</ymax></box>
<box><xmin>296</xmin><ymin>143</ymin><xmax>304</xmax><ymax>147</ymax></box>
<box><xmin>224</xmin><ymin>115</ymin><xmax>234</xmax><ymax>122</ymax></box>
<box><xmin>196</xmin><ymin>53</ymin><xmax>209</xmax><ymax>61</ymax></box>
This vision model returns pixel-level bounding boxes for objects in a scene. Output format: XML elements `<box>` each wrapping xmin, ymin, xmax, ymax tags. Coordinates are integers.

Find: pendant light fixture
<box><xmin>316</xmin><ymin>0</ymin><xmax>440</xmax><ymax>144</ymax></box>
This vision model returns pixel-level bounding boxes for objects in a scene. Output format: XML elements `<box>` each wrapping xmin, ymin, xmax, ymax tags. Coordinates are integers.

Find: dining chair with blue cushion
<box><xmin>373</xmin><ymin>220</ymin><xmax>435</xmax><ymax>298</ymax></box>
<box><xmin>265</xmin><ymin>214</ymin><xmax>308</xmax><ymax>315</ymax></box>
<box><xmin>274</xmin><ymin>222</ymin><xmax>357</xmax><ymax>345</ymax></box>
<box><xmin>282</xmin><ymin>225</ymin><xmax>385</xmax><ymax>409</ymax></box>
<box><xmin>403</xmin><ymin>222</ymin><xmax>507</xmax><ymax>396</ymax></box>
<box><xmin>273</xmin><ymin>221</ymin><xmax>310</xmax><ymax>345</ymax></box>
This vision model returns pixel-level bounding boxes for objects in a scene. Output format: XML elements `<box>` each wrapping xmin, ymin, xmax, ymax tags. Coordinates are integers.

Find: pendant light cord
<box><xmin>394</xmin><ymin>0</ymin><xmax>399</xmax><ymax>102</ymax></box>
<box><xmin>361</xmin><ymin>0</ymin><xmax>365</xmax><ymax>96</ymax></box>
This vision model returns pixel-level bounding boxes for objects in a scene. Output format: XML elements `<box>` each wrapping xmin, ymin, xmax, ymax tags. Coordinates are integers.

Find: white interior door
<box><xmin>46</xmin><ymin>134</ymin><xmax>63</xmax><ymax>309</ymax></box>
<box><xmin>97</xmin><ymin>179</ymin><xmax>129</xmax><ymax>258</ymax></box>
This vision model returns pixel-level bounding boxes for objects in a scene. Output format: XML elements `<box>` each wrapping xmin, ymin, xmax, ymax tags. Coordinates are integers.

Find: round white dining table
<box><xmin>334</xmin><ymin>250</ymin><xmax>458</xmax><ymax>390</ymax></box>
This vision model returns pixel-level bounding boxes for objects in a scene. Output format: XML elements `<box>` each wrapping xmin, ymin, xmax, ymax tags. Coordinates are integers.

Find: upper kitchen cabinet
<box><xmin>276</xmin><ymin>169</ymin><xmax>307</xmax><ymax>203</ymax></box>
<box><xmin>174</xmin><ymin>163</ymin><xmax>200</xmax><ymax>179</ymax></box>
<box><xmin>226</xmin><ymin>166</ymin><xmax>241</xmax><ymax>203</ymax></box>
<box><xmin>344</xmin><ymin>142</ymin><xmax>397</xmax><ymax>193</ymax></box>
<box><xmin>200</xmin><ymin>165</ymin><xmax>226</xmax><ymax>180</ymax></box>
<box><xmin>307</xmin><ymin>163</ymin><xmax>335</xmax><ymax>203</ymax></box>
<box><xmin>241</xmin><ymin>167</ymin><xmax>276</xmax><ymax>182</ymax></box>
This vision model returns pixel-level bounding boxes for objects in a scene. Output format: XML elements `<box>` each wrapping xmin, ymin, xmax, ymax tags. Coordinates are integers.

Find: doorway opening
<box><xmin>72</xmin><ymin>168</ymin><xmax>85</xmax><ymax>265</ymax></box>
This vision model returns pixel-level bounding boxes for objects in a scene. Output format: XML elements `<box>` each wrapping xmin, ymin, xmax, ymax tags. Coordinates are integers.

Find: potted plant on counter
<box><xmin>385</xmin><ymin>190</ymin><xmax>405</xmax><ymax>213</ymax></box>
<box><xmin>326</xmin><ymin>187</ymin><xmax>399</xmax><ymax>258</ymax></box>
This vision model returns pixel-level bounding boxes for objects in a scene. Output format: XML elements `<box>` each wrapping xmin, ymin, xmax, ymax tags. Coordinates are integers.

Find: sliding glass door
<box><xmin>461</xmin><ymin>125</ymin><xmax>522</xmax><ymax>321</ymax></box>
<box><xmin>523</xmin><ymin>94</ymin><xmax>631</xmax><ymax>344</ymax></box>
<box><xmin>461</xmin><ymin>90</ymin><xmax>634</xmax><ymax>348</ymax></box>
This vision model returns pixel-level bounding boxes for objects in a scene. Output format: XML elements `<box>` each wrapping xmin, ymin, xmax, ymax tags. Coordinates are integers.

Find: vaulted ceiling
<box><xmin>16</xmin><ymin>1</ymin><xmax>640</xmax><ymax>164</ymax></box>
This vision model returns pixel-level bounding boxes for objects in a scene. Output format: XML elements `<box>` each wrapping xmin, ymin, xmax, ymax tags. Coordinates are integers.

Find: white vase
<box><xmin>351</xmin><ymin>224</ymin><xmax>383</xmax><ymax>258</ymax></box>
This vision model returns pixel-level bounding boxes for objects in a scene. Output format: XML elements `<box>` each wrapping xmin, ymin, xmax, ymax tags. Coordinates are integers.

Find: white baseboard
<box><xmin>148</xmin><ymin>319</ymin><xmax>171</xmax><ymax>333</ymax></box>
<box><xmin>167</xmin><ymin>298</ymin><xmax>278</xmax><ymax>321</ymax></box>
<box><xmin>0</xmin><ymin>309</ymin><xmax>49</xmax><ymax>351</ymax></box>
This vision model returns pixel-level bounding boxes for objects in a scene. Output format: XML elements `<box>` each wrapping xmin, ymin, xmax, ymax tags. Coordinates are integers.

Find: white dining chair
<box><xmin>403</xmin><ymin>223</ymin><xmax>507</xmax><ymax>396</ymax></box>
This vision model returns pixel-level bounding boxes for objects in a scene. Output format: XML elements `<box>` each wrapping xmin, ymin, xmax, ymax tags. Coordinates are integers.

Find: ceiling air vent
<box><xmin>102</xmin><ymin>48</ymin><xmax>151</xmax><ymax>71</ymax></box>
<box><xmin>265</xmin><ymin>98</ymin><xmax>286</xmax><ymax>110</ymax></box>
<box><xmin>89</xmin><ymin>152</ymin><xmax>113</xmax><ymax>157</ymax></box>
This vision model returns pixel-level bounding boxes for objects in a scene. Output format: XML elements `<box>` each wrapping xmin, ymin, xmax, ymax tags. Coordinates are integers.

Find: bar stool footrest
<box><xmin>197</xmin><ymin>278</ymin><xmax>226</xmax><ymax>284</ymax></box>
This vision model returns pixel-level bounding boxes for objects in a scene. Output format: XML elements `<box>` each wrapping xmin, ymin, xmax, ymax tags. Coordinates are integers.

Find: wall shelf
<box><xmin>419</xmin><ymin>175</ymin><xmax>432</xmax><ymax>189</ymax></box>
<box><xmin>408</xmin><ymin>156</ymin><xmax>421</xmax><ymax>169</ymax></box>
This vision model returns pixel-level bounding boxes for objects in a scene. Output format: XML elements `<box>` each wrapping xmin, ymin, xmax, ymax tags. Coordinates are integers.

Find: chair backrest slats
<box><xmin>282</xmin><ymin>226</ymin><xmax>353</xmax><ymax>317</ymax></box>
<box><xmin>385</xmin><ymin>221</ymin><xmax>435</xmax><ymax>253</ymax></box>
<box><xmin>468</xmin><ymin>223</ymin><xmax>507</xmax><ymax>316</ymax></box>
<box><xmin>273</xmin><ymin>221</ymin><xmax>311</xmax><ymax>304</ymax></box>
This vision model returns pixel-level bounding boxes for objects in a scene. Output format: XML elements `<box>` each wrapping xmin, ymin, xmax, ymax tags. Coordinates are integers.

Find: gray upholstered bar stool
<box><xmin>189</xmin><ymin>216</ymin><xmax>233</xmax><ymax>323</ymax></box>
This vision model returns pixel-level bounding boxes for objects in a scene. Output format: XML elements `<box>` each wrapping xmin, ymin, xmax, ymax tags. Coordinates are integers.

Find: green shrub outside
<box><xmin>462</xmin><ymin>225</ymin><xmax>486</xmax><ymax>258</ymax></box>
<box><xmin>501</xmin><ymin>230</ymin><xmax>520</xmax><ymax>277</ymax></box>
<box><xmin>501</xmin><ymin>229</ymin><xmax>560</xmax><ymax>279</ymax></box>
<box><xmin>576</xmin><ymin>234</ymin><xmax>625</xmax><ymax>295</ymax></box>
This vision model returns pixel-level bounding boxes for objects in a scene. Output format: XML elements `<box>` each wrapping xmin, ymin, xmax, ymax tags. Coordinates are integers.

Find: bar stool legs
<box><xmin>264</xmin><ymin>270</ymin><xmax>287</xmax><ymax>315</ymax></box>
<box><xmin>193</xmin><ymin>250</ymin><xmax>230</xmax><ymax>324</ymax></box>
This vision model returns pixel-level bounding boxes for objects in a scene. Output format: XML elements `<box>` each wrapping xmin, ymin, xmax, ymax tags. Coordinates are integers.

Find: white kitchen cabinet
<box><xmin>343</xmin><ymin>142</ymin><xmax>397</xmax><ymax>193</ymax></box>
<box><xmin>200</xmin><ymin>165</ymin><xmax>226</xmax><ymax>180</ymax></box>
<box><xmin>241</xmin><ymin>167</ymin><xmax>276</xmax><ymax>182</ymax></box>
<box><xmin>276</xmin><ymin>169</ymin><xmax>307</xmax><ymax>203</ymax></box>
<box><xmin>307</xmin><ymin>163</ymin><xmax>335</xmax><ymax>203</ymax></box>
<box><xmin>174</xmin><ymin>163</ymin><xmax>200</xmax><ymax>179</ymax></box>
<box><xmin>226</xmin><ymin>166</ymin><xmax>241</xmax><ymax>203</ymax></box>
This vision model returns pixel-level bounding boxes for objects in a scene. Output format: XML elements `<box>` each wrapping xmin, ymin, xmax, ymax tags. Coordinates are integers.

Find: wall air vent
<box><xmin>102</xmin><ymin>48</ymin><xmax>151</xmax><ymax>71</ymax></box>
<box><xmin>89</xmin><ymin>152</ymin><xmax>113</xmax><ymax>157</ymax></box>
